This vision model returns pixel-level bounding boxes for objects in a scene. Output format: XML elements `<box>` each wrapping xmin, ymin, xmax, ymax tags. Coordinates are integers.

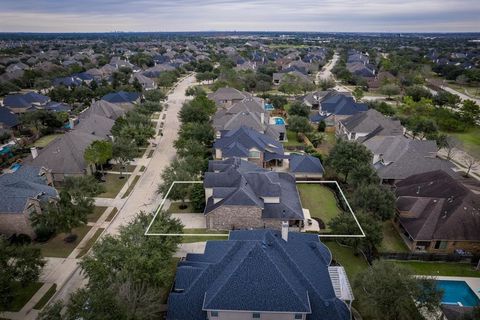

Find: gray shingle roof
<box><xmin>204</xmin><ymin>158</ymin><xmax>303</xmax><ymax>221</ymax></box>
<box><xmin>289</xmin><ymin>154</ymin><xmax>324</xmax><ymax>174</ymax></box>
<box><xmin>0</xmin><ymin>165</ymin><xmax>57</xmax><ymax>213</ymax></box>
<box><xmin>167</xmin><ymin>230</ymin><xmax>350</xmax><ymax>320</ymax></box>
<box><xmin>341</xmin><ymin>109</ymin><xmax>404</xmax><ymax>139</ymax></box>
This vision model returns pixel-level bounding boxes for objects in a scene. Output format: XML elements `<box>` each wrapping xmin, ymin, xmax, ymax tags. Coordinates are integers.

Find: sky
<box><xmin>0</xmin><ymin>0</ymin><xmax>479</xmax><ymax>33</ymax></box>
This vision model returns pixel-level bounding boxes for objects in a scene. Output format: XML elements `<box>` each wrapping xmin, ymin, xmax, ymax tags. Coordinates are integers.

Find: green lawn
<box><xmin>76</xmin><ymin>228</ymin><xmax>104</xmax><ymax>258</ymax></box>
<box><xmin>166</xmin><ymin>202</ymin><xmax>203</xmax><ymax>214</ymax></box>
<box><xmin>87</xmin><ymin>206</ymin><xmax>107</xmax><ymax>223</ymax></box>
<box><xmin>379</xmin><ymin>221</ymin><xmax>409</xmax><ymax>253</ymax></box>
<box><xmin>122</xmin><ymin>175</ymin><xmax>140</xmax><ymax>199</ymax></box>
<box><xmin>98</xmin><ymin>174</ymin><xmax>128</xmax><ymax>198</ymax></box>
<box><xmin>389</xmin><ymin>261</ymin><xmax>480</xmax><ymax>277</ymax></box>
<box><xmin>110</xmin><ymin>164</ymin><xmax>136</xmax><ymax>173</ymax></box>
<box><xmin>283</xmin><ymin>130</ymin><xmax>304</xmax><ymax>148</ymax></box>
<box><xmin>30</xmin><ymin>134</ymin><xmax>62</xmax><ymax>148</ymax></box>
<box><xmin>316</xmin><ymin>131</ymin><xmax>336</xmax><ymax>156</ymax></box>
<box><xmin>182</xmin><ymin>228</ymin><xmax>228</xmax><ymax>243</ymax></box>
<box><xmin>450</xmin><ymin>127</ymin><xmax>480</xmax><ymax>158</ymax></box>
<box><xmin>324</xmin><ymin>242</ymin><xmax>369</xmax><ymax>280</ymax></box>
<box><xmin>297</xmin><ymin>184</ymin><xmax>342</xmax><ymax>232</ymax></box>
<box><xmin>33</xmin><ymin>225</ymin><xmax>92</xmax><ymax>258</ymax></box>
<box><xmin>0</xmin><ymin>282</ymin><xmax>43</xmax><ymax>312</ymax></box>
<box><xmin>33</xmin><ymin>284</ymin><xmax>57</xmax><ymax>310</ymax></box>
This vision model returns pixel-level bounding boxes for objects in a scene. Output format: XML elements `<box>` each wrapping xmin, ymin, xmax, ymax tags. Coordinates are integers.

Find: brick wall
<box><xmin>206</xmin><ymin>205</ymin><xmax>283</xmax><ymax>230</ymax></box>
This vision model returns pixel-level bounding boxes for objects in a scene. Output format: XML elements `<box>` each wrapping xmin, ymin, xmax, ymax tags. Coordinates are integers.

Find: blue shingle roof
<box><xmin>167</xmin><ymin>230</ymin><xmax>350</xmax><ymax>320</ymax></box>
<box><xmin>0</xmin><ymin>107</ymin><xmax>19</xmax><ymax>128</ymax></box>
<box><xmin>3</xmin><ymin>92</ymin><xmax>49</xmax><ymax>108</ymax></box>
<box><xmin>289</xmin><ymin>154</ymin><xmax>324</xmax><ymax>174</ymax></box>
<box><xmin>101</xmin><ymin>91</ymin><xmax>140</xmax><ymax>104</ymax></box>
<box><xmin>320</xmin><ymin>94</ymin><xmax>367</xmax><ymax>116</ymax></box>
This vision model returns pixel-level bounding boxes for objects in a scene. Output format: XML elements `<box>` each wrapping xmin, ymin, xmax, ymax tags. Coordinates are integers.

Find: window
<box><xmin>434</xmin><ymin>241</ymin><xmax>448</xmax><ymax>250</ymax></box>
<box><xmin>252</xmin><ymin>313</ymin><xmax>260</xmax><ymax>319</ymax></box>
<box><xmin>295</xmin><ymin>314</ymin><xmax>303</xmax><ymax>319</ymax></box>
<box><xmin>211</xmin><ymin>311</ymin><xmax>218</xmax><ymax>317</ymax></box>
<box><xmin>248</xmin><ymin>150</ymin><xmax>261</xmax><ymax>159</ymax></box>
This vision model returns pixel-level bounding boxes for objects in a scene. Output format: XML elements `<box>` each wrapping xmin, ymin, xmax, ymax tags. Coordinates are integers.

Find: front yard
<box><xmin>98</xmin><ymin>173</ymin><xmax>128</xmax><ymax>198</ymax></box>
<box><xmin>33</xmin><ymin>225</ymin><xmax>92</xmax><ymax>258</ymax></box>
<box><xmin>0</xmin><ymin>282</ymin><xmax>43</xmax><ymax>312</ymax></box>
<box><xmin>166</xmin><ymin>202</ymin><xmax>203</xmax><ymax>214</ymax></box>
<box><xmin>297</xmin><ymin>183</ymin><xmax>342</xmax><ymax>232</ymax></box>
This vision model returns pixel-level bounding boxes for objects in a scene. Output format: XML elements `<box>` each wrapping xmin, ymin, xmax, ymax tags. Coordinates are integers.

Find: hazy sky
<box><xmin>0</xmin><ymin>0</ymin><xmax>479</xmax><ymax>33</ymax></box>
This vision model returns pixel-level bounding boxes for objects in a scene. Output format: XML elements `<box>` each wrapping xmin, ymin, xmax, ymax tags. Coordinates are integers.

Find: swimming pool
<box><xmin>273</xmin><ymin>117</ymin><xmax>285</xmax><ymax>125</ymax></box>
<box><xmin>436</xmin><ymin>280</ymin><xmax>480</xmax><ymax>307</ymax></box>
<box><xmin>10</xmin><ymin>163</ymin><xmax>22</xmax><ymax>172</ymax></box>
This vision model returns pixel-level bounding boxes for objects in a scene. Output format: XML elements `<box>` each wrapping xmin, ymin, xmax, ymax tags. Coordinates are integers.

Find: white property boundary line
<box><xmin>145</xmin><ymin>180</ymin><xmax>365</xmax><ymax>238</ymax></box>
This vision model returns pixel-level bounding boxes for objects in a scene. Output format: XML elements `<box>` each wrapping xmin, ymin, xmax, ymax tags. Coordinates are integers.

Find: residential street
<box><xmin>50</xmin><ymin>74</ymin><xmax>197</xmax><ymax>308</ymax></box>
<box><xmin>316</xmin><ymin>52</ymin><xmax>339</xmax><ymax>83</ymax></box>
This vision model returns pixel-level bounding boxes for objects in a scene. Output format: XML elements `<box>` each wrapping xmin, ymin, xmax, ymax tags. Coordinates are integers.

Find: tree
<box><xmin>328</xmin><ymin>212</ymin><xmax>382</xmax><ymax>261</ymax></box>
<box><xmin>288</xmin><ymin>115</ymin><xmax>312</xmax><ymax>133</ymax></box>
<box><xmin>380</xmin><ymin>84</ymin><xmax>401</xmax><ymax>99</ymax></box>
<box><xmin>349</xmin><ymin>163</ymin><xmax>380</xmax><ymax>187</ymax></box>
<box><xmin>179</xmin><ymin>101</ymin><xmax>210</xmax><ymax>123</ymax></box>
<box><xmin>433</xmin><ymin>90</ymin><xmax>460</xmax><ymax>108</ymax></box>
<box><xmin>408</xmin><ymin>116</ymin><xmax>438</xmax><ymax>139</ymax></box>
<box><xmin>405</xmin><ymin>85</ymin><xmax>432</xmax><ymax>102</ymax></box>
<box><xmin>175</xmin><ymin>122</ymin><xmax>214</xmax><ymax>149</ymax></box>
<box><xmin>463</xmin><ymin>154</ymin><xmax>479</xmax><ymax>177</ymax></box>
<box><xmin>352</xmin><ymin>184</ymin><xmax>396</xmax><ymax>221</ymax></box>
<box><xmin>288</xmin><ymin>102</ymin><xmax>310</xmax><ymax>118</ymax></box>
<box><xmin>54</xmin><ymin>211</ymin><xmax>183</xmax><ymax>320</ymax></box>
<box><xmin>354</xmin><ymin>261</ymin><xmax>442</xmax><ymax>320</ymax></box>
<box><xmin>84</xmin><ymin>140</ymin><xmax>113</xmax><ymax>178</ymax></box>
<box><xmin>144</xmin><ymin>89</ymin><xmax>166</xmax><ymax>102</ymax></box>
<box><xmin>0</xmin><ymin>237</ymin><xmax>45</xmax><ymax>308</ymax></box>
<box><xmin>352</xmin><ymin>87</ymin><xmax>364</xmax><ymax>101</ymax></box>
<box><xmin>190</xmin><ymin>183</ymin><xmax>206</xmax><ymax>212</ymax></box>
<box><xmin>279</xmin><ymin>74</ymin><xmax>314</xmax><ymax>94</ymax></box>
<box><xmin>327</xmin><ymin>139</ymin><xmax>372</xmax><ymax>182</ymax></box>
<box><xmin>31</xmin><ymin>190</ymin><xmax>93</xmax><ymax>240</ymax></box>
<box><xmin>113</xmin><ymin>137</ymin><xmax>137</xmax><ymax>177</ymax></box>
<box><xmin>318</xmin><ymin>78</ymin><xmax>335</xmax><ymax>91</ymax></box>
<box><xmin>440</xmin><ymin>135</ymin><xmax>461</xmax><ymax>160</ymax></box>
<box><xmin>157</xmin><ymin>159</ymin><xmax>194</xmax><ymax>207</ymax></box>
<box><xmin>63</xmin><ymin>175</ymin><xmax>105</xmax><ymax>200</ymax></box>
<box><xmin>368</xmin><ymin>101</ymin><xmax>395</xmax><ymax>116</ymax></box>
<box><xmin>317</xmin><ymin>120</ymin><xmax>326</xmax><ymax>132</ymax></box>
<box><xmin>460</xmin><ymin>100</ymin><xmax>480</xmax><ymax>126</ymax></box>
<box><xmin>157</xmin><ymin>71</ymin><xmax>178</xmax><ymax>88</ymax></box>
<box><xmin>306</xmin><ymin>132</ymin><xmax>324</xmax><ymax>147</ymax></box>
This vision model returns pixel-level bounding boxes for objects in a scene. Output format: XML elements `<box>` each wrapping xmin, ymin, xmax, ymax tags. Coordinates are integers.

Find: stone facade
<box><xmin>206</xmin><ymin>205</ymin><xmax>283</xmax><ymax>230</ymax></box>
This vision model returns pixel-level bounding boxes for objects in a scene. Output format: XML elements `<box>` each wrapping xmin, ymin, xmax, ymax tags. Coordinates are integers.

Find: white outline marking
<box><xmin>145</xmin><ymin>180</ymin><xmax>365</xmax><ymax>238</ymax></box>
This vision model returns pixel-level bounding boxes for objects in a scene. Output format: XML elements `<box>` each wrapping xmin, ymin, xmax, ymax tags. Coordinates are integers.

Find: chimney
<box><xmin>260</xmin><ymin>112</ymin><xmax>265</xmax><ymax>124</ymax></box>
<box><xmin>281</xmin><ymin>221</ymin><xmax>289</xmax><ymax>242</ymax></box>
<box><xmin>30</xmin><ymin>147</ymin><xmax>38</xmax><ymax>159</ymax></box>
<box><xmin>69</xmin><ymin>118</ymin><xmax>75</xmax><ymax>129</ymax></box>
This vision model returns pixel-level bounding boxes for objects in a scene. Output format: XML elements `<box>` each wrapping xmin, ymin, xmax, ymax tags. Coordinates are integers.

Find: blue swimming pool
<box><xmin>10</xmin><ymin>163</ymin><xmax>21</xmax><ymax>172</ymax></box>
<box><xmin>264</xmin><ymin>103</ymin><xmax>274</xmax><ymax>111</ymax></box>
<box><xmin>436</xmin><ymin>280</ymin><xmax>480</xmax><ymax>307</ymax></box>
<box><xmin>274</xmin><ymin>118</ymin><xmax>285</xmax><ymax>125</ymax></box>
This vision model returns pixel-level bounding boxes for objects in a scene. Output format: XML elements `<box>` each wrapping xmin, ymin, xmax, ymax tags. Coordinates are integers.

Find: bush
<box><xmin>34</xmin><ymin>225</ymin><xmax>55</xmax><ymax>242</ymax></box>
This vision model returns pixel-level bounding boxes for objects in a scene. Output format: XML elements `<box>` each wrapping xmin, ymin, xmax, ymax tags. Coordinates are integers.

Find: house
<box><xmin>311</xmin><ymin>93</ymin><xmax>368</xmax><ymax>125</ymax></box>
<box><xmin>44</xmin><ymin>102</ymin><xmax>72</xmax><ymax>113</ymax></box>
<box><xmin>212</xmin><ymin>95</ymin><xmax>286</xmax><ymax>141</ymax></box>
<box><xmin>0</xmin><ymin>165</ymin><xmax>57</xmax><ymax>238</ymax></box>
<box><xmin>79</xmin><ymin>100</ymin><xmax>128</xmax><ymax>120</ymax></box>
<box><xmin>203</xmin><ymin>158</ymin><xmax>304</xmax><ymax>230</ymax></box>
<box><xmin>393</xmin><ymin>170</ymin><xmax>480</xmax><ymax>254</ymax></box>
<box><xmin>337</xmin><ymin>109</ymin><xmax>404</xmax><ymax>142</ymax></box>
<box><xmin>0</xmin><ymin>107</ymin><xmax>19</xmax><ymax>132</ymax></box>
<box><xmin>101</xmin><ymin>91</ymin><xmax>141</xmax><ymax>108</ymax></box>
<box><xmin>272</xmin><ymin>70</ymin><xmax>312</xmax><ymax>86</ymax></box>
<box><xmin>214</xmin><ymin>126</ymin><xmax>286</xmax><ymax>168</ymax></box>
<box><xmin>130</xmin><ymin>73</ymin><xmax>157</xmax><ymax>90</ymax></box>
<box><xmin>167</xmin><ymin>229</ymin><xmax>353</xmax><ymax>320</ymax></box>
<box><xmin>208</xmin><ymin>87</ymin><xmax>249</xmax><ymax>108</ymax></box>
<box><xmin>3</xmin><ymin>92</ymin><xmax>50</xmax><ymax>114</ymax></box>
<box><xmin>289</xmin><ymin>154</ymin><xmax>324</xmax><ymax>179</ymax></box>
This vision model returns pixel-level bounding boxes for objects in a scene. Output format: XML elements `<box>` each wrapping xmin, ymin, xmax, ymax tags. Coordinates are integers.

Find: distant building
<box><xmin>3</xmin><ymin>92</ymin><xmax>50</xmax><ymax>114</ymax></box>
<box><xmin>167</xmin><ymin>229</ymin><xmax>353</xmax><ymax>320</ymax></box>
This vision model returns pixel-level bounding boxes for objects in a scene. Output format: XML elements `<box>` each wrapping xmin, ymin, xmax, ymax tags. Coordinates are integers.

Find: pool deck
<box><xmin>419</xmin><ymin>275</ymin><xmax>480</xmax><ymax>300</ymax></box>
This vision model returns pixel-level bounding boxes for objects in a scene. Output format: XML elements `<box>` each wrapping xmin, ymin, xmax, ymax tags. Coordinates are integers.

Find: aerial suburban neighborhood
<box><xmin>0</xmin><ymin>1</ymin><xmax>479</xmax><ymax>320</ymax></box>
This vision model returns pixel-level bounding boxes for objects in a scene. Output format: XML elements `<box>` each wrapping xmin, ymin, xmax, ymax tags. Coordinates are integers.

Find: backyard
<box><xmin>379</xmin><ymin>221</ymin><xmax>409</xmax><ymax>253</ymax></box>
<box><xmin>283</xmin><ymin>130</ymin><xmax>304</xmax><ymax>148</ymax></box>
<box><xmin>297</xmin><ymin>183</ymin><xmax>343</xmax><ymax>232</ymax></box>
<box><xmin>30</xmin><ymin>134</ymin><xmax>62</xmax><ymax>148</ymax></box>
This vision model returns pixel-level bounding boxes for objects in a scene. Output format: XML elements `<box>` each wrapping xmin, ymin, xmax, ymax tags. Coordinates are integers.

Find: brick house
<box><xmin>393</xmin><ymin>170</ymin><xmax>480</xmax><ymax>254</ymax></box>
<box><xmin>203</xmin><ymin>158</ymin><xmax>304</xmax><ymax>231</ymax></box>
<box><xmin>0</xmin><ymin>165</ymin><xmax>57</xmax><ymax>238</ymax></box>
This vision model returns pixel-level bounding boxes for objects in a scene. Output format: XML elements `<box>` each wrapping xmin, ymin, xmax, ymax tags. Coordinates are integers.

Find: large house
<box><xmin>167</xmin><ymin>229</ymin><xmax>353</xmax><ymax>320</ymax></box>
<box><xmin>214</xmin><ymin>126</ymin><xmax>286</xmax><ymax>168</ymax></box>
<box><xmin>337</xmin><ymin>109</ymin><xmax>404</xmax><ymax>142</ymax></box>
<box><xmin>307</xmin><ymin>92</ymin><xmax>368</xmax><ymax>125</ymax></box>
<box><xmin>3</xmin><ymin>92</ymin><xmax>51</xmax><ymax>114</ymax></box>
<box><xmin>0</xmin><ymin>165</ymin><xmax>57</xmax><ymax>238</ymax></box>
<box><xmin>0</xmin><ymin>107</ymin><xmax>19</xmax><ymax>133</ymax></box>
<box><xmin>289</xmin><ymin>154</ymin><xmax>325</xmax><ymax>179</ymax></box>
<box><xmin>212</xmin><ymin>91</ymin><xmax>286</xmax><ymax>141</ymax></box>
<box><xmin>394</xmin><ymin>170</ymin><xmax>480</xmax><ymax>254</ymax></box>
<box><xmin>208</xmin><ymin>87</ymin><xmax>249</xmax><ymax>108</ymax></box>
<box><xmin>203</xmin><ymin>158</ymin><xmax>304</xmax><ymax>230</ymax></box>
<box><xmin>363</xmin><ymin>135</ymin><xmax>455</xmax><ymax>183</ymax></box>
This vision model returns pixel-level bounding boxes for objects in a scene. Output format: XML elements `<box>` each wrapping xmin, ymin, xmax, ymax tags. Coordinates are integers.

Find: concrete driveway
<box><xmin>171</xmin><ymin>213</ymin><xmax>206</xmax><ymax>229</ymax></box>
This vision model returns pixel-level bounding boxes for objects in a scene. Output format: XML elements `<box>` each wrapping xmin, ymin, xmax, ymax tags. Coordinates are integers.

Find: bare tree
<box><xmin>464</xmin><ymin>154</ymin><xmax>479</xmax><ymax>177</ymax></box>
<box><xmin>114</xmin><ymin>279</ymin><xmax>164</xmax><ymax>319</ymax></box>
<box><xmin>442</xmin><ymin>136</ymin><xmax>461</xmax><ymax>160</ymax></box>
